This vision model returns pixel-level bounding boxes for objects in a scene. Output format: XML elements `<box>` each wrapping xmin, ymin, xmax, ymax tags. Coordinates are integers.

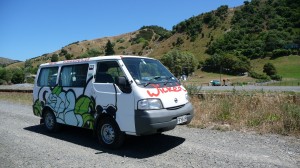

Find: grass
<box><xmin>185</xmin><ymin>55</ymin><xmax>300</xmax><ymax>86</ymax></box>
<box><xmin>0</xmin><ymin>92</ymin><xmax>32</xmax><ymax>105</ymax></box>
<box><xmin>189</xmin><ymin>91</ymin><xmax>300</xmax><ymax>136</ymax></box>
<box><xmin>251</xmin><ymin>55</ymin><xmax>300</xmax><ymax>79</ymax></box>
<box><xmin>274</xmin><ymin>56</ymin><xmax>300</xmax><ymax>78</ymax></box>
<box><xmin>184</xmin><ymin>71</ymin><xmax>255</xmax><ymax>86</ymax></box>
<box><xmin>267</xmin><ymin>79</ymin><xmax>300</xmax><ymax>86</ymax></box>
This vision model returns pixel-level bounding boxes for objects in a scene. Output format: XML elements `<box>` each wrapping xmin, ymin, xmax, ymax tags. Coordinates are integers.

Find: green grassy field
<box><xmin>185</xmin><ymin>55</ymin><xmax>300</xmax><ymax>86</ymax></box>
<box><xmin>251</xmin><ymin>55</ymin><xmax>300</xmax><ymax>79</ymax></box>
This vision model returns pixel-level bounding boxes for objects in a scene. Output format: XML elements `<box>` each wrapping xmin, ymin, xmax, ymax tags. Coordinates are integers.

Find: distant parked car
<box><xmin>210</xmin><ymin>80</ymin><xmax>221</xmax><ymax>86</ymax></box>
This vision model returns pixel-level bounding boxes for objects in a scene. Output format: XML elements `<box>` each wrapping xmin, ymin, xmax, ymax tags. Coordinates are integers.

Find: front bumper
<box><xmin>135</xmin><ymin>102</ymin><xmax>194</xmax><ymax>135</ymax></box>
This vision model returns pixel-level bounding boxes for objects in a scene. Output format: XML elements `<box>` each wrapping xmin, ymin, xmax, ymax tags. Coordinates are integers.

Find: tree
<box><xmin>51</xmin><ymin>54</ymin><xmax>59</xmax><ymax>62</ymax></box>
<box><xmin>203</xmin><ymin>53</ymin><xmax>250</xmax><ymax>75</ymax></box>
<box><xmin>59</xmin><ymin>48</ymin><xmax>68</xmax><ymax>56</ymax></box>
<box><xmin>0</xmin><ymin>68</ymin><xmax>13</xmax><ymax>84</ymax></box>
<box><xmin>105</xmin><ymin>40</ymin><xmax>115</xmax><ymax>56</ymax></box>
<box><xmin>263</xmin><ymin>63</ymin><xmax>277</xmax><ymax>76</ymax></box>
<box><xmin>160</xmin><ymin>50</ymin><xmax>198</xmax><ymax>77</ymax></box>
<box><xmin>65</xmin><ymin>53</ymin><xmax>72</xmax><ymax>60</ymax></box>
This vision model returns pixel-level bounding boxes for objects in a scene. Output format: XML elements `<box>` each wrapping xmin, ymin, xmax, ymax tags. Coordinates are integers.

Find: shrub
<box><xmin>272</xmin><ymin>49</ymin><xmax>291</xmax><ymax>58</ymax></box>
<box><xmin>11</xmin><ymin>69</ymin><xmax>24</xmax><ymax>84</ymax></box>
<box><xmin>270</xmin><ymin>74</ymin><xmax>282</xmax><ymax>81</ymax></box>
<box><xmin>51</xmin><ymin>54</ymin><xmax>59</xmax><ymax>62</ymax></box>
<box><xmin>263</xmin><ymin>62</ymin><xmax>277</xmax><ymax>76</ymax></box>
<box><xmin>249</xmin><ymin>71</ymin><xmax>270</xmax><ymax>80</ymax></box>
<box><xmin>184</xmin><ymin>84</ymin><xmax>201</xmax><ymax>96</ymax></box>
<box><xmin>59</xmin><ymin>49</ymin><xmax>68</xmax><ymax>56</ymax></box>
<box><xmin>65</xmin><ymin>54</ymin><xmax>73</xmax><ymax>60</ymax></box>
<box><xmin>118</xmin><ymin>46</ymin><xmax>126</xmax><ymax>50</ymax></box>
<box><xmin>116</xmin><ymin>38</ymin><xmax>125</xmax><ymax>43</ymax></box>
<box><xmin>0</xmin><ymin>79</ymin><xmax>7</xmax><ymax>85</ymax></box>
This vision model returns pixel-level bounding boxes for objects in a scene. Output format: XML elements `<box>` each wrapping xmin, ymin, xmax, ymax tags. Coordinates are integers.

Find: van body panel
<box><xmin>135</xmin><ymin>84</ymin><xmax>188</xmax><ymax>108</ymax></box>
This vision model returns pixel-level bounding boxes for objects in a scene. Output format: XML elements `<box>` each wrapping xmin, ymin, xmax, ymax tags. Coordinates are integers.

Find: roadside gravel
<box><xmin>0</xmin><ymin>100</ymin><xmax>299</xmax><ymax>168</ymax></box>
<box><xmin>0</xmin><ymin>83</ymin><xmax>34</xmax><ymax>90</ymax></box>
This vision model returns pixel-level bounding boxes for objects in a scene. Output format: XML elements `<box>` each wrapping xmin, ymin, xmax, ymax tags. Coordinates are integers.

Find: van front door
<box><xmin>93</xmin><ymin>61</ymin><xmax>135</xmax><ymax>133</ymax></box>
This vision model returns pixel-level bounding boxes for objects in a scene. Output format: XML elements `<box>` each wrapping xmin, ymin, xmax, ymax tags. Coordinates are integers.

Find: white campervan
<box><xmin>33</xmin><ymin>55</ymin><xmax>194</xmax><ymax>148</ymax></box>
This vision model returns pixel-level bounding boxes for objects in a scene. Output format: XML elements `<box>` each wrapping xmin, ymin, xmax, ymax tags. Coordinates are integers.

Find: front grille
<box><xmin>166</xmin><ymin>104</ymin><xmax>185</xmax><ymax>110</ymax></box>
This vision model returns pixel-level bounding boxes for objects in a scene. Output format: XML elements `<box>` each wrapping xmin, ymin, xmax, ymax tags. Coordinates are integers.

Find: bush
<box><xmin>272</xmin><ymin>49</ymin><xmax>291</xmax><ymax>58</ymax></box>
<box><xmin>11</xmin><ymin>69</ymin><xmax>24</xmax><ymax>84</ymax></box>
<box><xmin>140</xmin><ymin>25</ymin><xmax>171</xmax><ymax>41</ymax></box>
<box><xmin>249</xmin><ymin>71</ymin><xmax>270</xmax><ymax>80</ymax></box>
<box><xmin>51</xmin><ymin>54</ymin><xmax>59</xmax><ymax>62</ymax></box>
<box><xmin>59</xmin><ymin>49</ymin><xmax>68</xmax><ymax>56</ymax></box>
<box><xmin>263</xmin><ymin>63</ymin><xmax>277</xmax><ymax>76</ymax></box>
<box><xmin>116</xmin><ymin>38</ymin><xmax>125</xmax><ymax>43</ymax></box>
<box><xmin>0</xmin><ymin>79</ymin><xmax>7</xmax><ymax>85</ymax></box>
<box><xmin>65</xmin><ymin>54</ymin><xmax>73</xmax><ymax>60</ymax></box>
<box><xmin>184</xmin><ymin>84</ymin><xmax>202</xmax><ymax>96</ymax></box>
<box><xmin>270</xmin><ymin>74</ymin><xmax>282</xmax><ymax>81</ymax></box>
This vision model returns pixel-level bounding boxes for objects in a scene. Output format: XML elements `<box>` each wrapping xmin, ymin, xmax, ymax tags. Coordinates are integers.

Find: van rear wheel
<box><xmin>43</xmin><ymin>110</ymin><xmax>60</xmax><ymax>132</ymax></box>
<box><xmin>97</xmin><ymin>118</ymin><xmax>125</xmax><ymax>149</ymax></box>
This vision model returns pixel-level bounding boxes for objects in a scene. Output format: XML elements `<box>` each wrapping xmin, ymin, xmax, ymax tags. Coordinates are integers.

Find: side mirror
<box><xmin>116</xmin><ymin>76</ymin><xmax>132</xmax><ymax>93</ymax></box>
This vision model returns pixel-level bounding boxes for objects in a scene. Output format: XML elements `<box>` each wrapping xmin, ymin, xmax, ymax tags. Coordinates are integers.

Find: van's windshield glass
<box><xmin>122</xmin><ymin>57</ymin><xmax>178</xmax><ymax>87</ymax></box>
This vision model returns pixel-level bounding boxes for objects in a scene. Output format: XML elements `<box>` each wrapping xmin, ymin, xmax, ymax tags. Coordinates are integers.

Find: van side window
<box><xmin>95</xmin><ymin>61</ymin><xmax>124</xmax><ymax>83</ymax></box>
<box><xmin>37</xmin><ymin>67</ymin><xmax>58</xmax><ymax>87</ymax></box>
<box><xmin>60</xmin><ymin>64</ymin><xmax>88</xmax><ymax>87</ymax></box>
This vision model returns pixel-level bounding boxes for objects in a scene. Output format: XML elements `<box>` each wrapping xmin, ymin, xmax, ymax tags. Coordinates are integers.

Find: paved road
<box><xmin>0</xmin><ymin>100</ymin><xmax>299</xmax><ymax>168</ymax></box>
<box><xmin>200</xmin><ymin>86</ymin><xmax>300</xmax><ymax>92</ymax></box>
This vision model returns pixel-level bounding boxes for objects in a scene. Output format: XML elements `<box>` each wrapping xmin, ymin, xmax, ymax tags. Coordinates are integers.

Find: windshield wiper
<box><xmin>144</xmin><ymin>76</ymin><xmax>161</xmax><ymax>87</ymax></box>
<box><xmin>164</xmin><ymin>76</ymin><xmax>174</xmax><ymax>86</ymax></box>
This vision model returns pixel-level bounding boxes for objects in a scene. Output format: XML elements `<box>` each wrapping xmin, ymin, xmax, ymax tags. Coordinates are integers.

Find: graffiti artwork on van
<box><xmin>33</xmin><ymin>78</ymin><xmax>118</xmax><ymax>129</ymax></box>
<box><xmin>146</xmin><ymin>84</ymin><xmax>186</xmax><ymax>97</ymax></box>
<box><xmin>33</xmin><ymin>86</ymin><xmax>95</xmax><ymax>129</ymax></box>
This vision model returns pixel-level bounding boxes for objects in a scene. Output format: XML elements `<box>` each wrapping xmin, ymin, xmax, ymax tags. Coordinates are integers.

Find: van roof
<box><xmin>39</xmin><ymin>55</ymin><xmax>153</xmax><ymax>67</ymax></box>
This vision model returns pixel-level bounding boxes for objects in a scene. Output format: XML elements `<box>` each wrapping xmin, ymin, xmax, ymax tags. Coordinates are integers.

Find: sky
<box><xmin>0</xmin><ymin>0</ymin><xmax>246</xmax><ymax>61</ymax></box>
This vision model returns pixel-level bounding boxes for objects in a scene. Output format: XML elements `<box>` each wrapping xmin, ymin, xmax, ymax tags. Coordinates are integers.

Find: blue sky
<box><xmin>0</xmin><ymin>0</ymin><xmax>246</xmax><ymax>61</ymax></box>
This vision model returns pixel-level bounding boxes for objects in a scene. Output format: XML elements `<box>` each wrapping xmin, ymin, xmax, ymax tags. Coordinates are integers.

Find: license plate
<box><xmin>177</xmin><ymin>115</ymin><xmax>187</xmax><ymax>124</ymax></box>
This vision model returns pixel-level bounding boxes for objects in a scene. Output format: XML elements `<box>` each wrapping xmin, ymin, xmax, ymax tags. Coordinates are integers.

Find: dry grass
<box><xmin>1</xmin><ymin>91</ymin><xmax>299</xmax><ymax>136</ymax></box>
<box><xmin>189</xmin><ymin>91</ymin><xmax>300</xmax><ymax>136</ymax></box>
<box><xmin>0</xmin><ymin>92</ymin><xmax>32</xmax><ymax>105</ymax></box>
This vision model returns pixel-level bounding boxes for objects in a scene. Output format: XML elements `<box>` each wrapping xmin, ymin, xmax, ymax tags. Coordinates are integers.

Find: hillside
<box><xmin>5</xmin><ymin>0</ymin><xmax>300</xmax><ymax>84</ymax></box>
<box><xmin>0</xmin><ymin>57</ymin><xmax>20</xmax><ymax>67</ymax></box>
<box><xmin>18</xmin><ymin>4</ymin><xmax>239</xmax><ymax>67</ymax></box>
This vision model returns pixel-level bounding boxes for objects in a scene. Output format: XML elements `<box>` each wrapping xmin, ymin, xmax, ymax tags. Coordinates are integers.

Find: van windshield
<box><xmin>122</xmin><ymin>57</ymin><xmax>178</xmax><ymax>87</ymax></box>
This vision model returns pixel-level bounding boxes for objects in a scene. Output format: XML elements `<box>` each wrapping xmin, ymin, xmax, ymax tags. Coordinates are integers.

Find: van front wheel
<box><xmin>97</xmin><ymin>118</ymin><xmax>125</xmax><ymax>149</ymax></box>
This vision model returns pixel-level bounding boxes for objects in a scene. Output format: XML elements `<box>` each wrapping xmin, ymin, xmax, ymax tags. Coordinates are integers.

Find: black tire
<box><xmin>97</xmin><ymin>117</ymin><xmax>125</xmax><ymax>149</ymax></box>
<box><xmin>43</xmin><ymin>110</ymin><xmax>60</xmax><ymax>132</ymax></box>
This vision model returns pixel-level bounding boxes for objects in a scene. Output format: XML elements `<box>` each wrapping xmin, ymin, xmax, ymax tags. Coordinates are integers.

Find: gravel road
<box><xmin>0</xmin><ymin>100</ymin><xmax>299</xmax><ymax>168</ymax></box>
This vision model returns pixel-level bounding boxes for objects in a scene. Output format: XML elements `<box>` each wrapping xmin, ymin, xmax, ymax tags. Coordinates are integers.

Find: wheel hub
<box><xmin>101</xmin><ymin>124</ymin><xmax>115</xmax><ymax>144</ymax></box>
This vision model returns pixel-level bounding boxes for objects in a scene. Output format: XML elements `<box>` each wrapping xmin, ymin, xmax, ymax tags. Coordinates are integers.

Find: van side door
<box><xmin>93</xmin><ymin>61</ymin><xmax>135</xmax><ymax>133</ymax></box>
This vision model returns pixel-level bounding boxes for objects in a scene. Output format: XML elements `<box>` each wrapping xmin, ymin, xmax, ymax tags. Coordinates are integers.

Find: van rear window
<box><xmin>37</xmin><ymin>67</ymin><xmax>58</xmax><ymax>87</ymax></box>
<box><xmin>59</xmin><ymin>64</ymin><xmax>88</xmax><ymax>87</ymax></box>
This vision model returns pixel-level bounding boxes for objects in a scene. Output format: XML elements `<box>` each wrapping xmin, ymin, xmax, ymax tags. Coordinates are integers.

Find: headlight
<box><xmin>138</xmin><ymin>99</ymin><xmax>163</xmax><ymax>110</ymax></box>
<box><xmin>185</xmin><ymin>93</ymin><xmax>190</xmax><ymax>101</ymax></box>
